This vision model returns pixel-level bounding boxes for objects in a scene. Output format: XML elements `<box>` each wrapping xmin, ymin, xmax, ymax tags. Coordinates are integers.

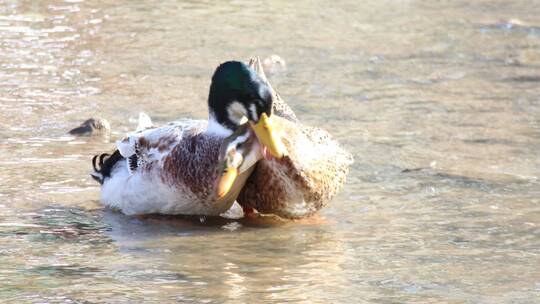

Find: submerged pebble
<box><xmin>68</xmin><ymin>118</ymin><xmax>111</xmax><ymax>137</ymax></box>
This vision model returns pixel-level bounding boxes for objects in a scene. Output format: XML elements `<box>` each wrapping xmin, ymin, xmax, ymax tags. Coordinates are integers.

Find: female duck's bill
<box><xmin>214</xmin><ymin>115</ymin><xmax>288</xmax><ymax>199</ymax></box>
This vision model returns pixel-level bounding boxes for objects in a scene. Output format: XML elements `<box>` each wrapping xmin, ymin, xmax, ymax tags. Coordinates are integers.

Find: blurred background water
<box><xmin>0</xmin><ymin>0</ymin><xmax>539</xmax><ymax>303</ymax></box>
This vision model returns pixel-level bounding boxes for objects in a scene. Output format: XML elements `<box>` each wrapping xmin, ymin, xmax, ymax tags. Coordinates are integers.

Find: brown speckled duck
<box><xmin>232</xmin><ymin>58</ymin><xmax>354</xmax><ymax>219</ymax></box>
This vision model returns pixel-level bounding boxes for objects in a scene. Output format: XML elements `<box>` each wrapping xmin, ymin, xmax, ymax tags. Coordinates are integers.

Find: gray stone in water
<box><xmin>69</xmin><ymin>118</ymin><xmax>111</xmax><ymax>136</ymax></box>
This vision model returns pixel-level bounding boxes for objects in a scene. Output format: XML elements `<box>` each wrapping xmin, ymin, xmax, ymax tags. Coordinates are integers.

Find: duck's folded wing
<box><xmin>116</xmin><ymin>119</ymin><xmax>207</xmax><ymax>174</ymax></box>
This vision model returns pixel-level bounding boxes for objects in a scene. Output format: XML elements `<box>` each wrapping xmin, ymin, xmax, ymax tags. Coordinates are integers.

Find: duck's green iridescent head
<box><xmin>208</xmin><ymin>61</ymin><xmax>273</xmax><ymax>133</ymax></box>
<box><xmin>209</xmin><ymin>61</ymin><xmax>288</xmax><ymax>198</ymax></box>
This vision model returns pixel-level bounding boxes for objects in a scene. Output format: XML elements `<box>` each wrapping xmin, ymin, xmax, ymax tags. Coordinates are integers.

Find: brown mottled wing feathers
<box><xmin>162</xmin><ymin>132</ymin><xmax>221</xmax><ymax>200</ymax></box>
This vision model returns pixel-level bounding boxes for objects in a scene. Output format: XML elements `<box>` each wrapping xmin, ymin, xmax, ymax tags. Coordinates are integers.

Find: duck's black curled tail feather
<box><xmin>91</xmin><ymin>150</ymin><xmax>124</xmax><ymax>184</ymax></box>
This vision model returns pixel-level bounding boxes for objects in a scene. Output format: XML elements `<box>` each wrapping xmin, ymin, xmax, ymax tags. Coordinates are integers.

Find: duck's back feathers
<box><xmin>116</xmin><ymin>119</ymin><xmax>206</xmax><ymax>175</ymax></box>
<box><xmin>93</xmin><ymin>119</ymin><xmax>239</xmax><ymax>216</ymax></box>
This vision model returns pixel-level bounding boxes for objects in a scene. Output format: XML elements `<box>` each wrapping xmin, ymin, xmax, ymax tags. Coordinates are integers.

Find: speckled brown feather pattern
<box><xmin>161</xmin><ymin>131</ymin><xmax>222</xmax><ymax>204</ymax></box>
<box><xmin>128</xmin><ymin>123</ymin><xmax>223</xmax><ymax>206</ymax></box>
<box><xmin>272</xmin><ymin>92</ymin><xmax>298</xmax><ymax>123</ymax></box>
<box><xmin>237</xmin><ymin>116</ymin><xmax>353</xmax><ymax>219</ymax></box>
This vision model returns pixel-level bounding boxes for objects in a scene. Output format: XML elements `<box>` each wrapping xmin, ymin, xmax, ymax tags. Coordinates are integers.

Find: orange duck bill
<box><xmin>215</xmin><ymin>167</ymin><xmax>239</xmax><ymax>199</ymax></box>
<box><xmin>249</xmin><ymin>113</ymin><xmax>287</xmax><ymax>159</ymax></box>
<box><xmin>215</xmin><ymin>113</ymin><xmax>287</xmax><ymax>199</ymax></box>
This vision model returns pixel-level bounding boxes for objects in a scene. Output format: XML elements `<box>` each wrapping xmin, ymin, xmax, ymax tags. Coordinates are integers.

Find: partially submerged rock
<box><xmin>69</xmin><ymin>118</ymin><xmax>111</xmax><ymax>136</ymax></box>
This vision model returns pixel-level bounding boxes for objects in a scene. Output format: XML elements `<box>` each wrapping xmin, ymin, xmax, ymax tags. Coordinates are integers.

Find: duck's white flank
<box><xmin>100</xmin><ymin>119</ymin><xmax>235</xmax><ymax>216</ymax></box>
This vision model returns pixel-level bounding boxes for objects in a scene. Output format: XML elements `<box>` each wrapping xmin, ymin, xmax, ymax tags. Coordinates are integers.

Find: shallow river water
<box><xmin>0</xmin><ymin>0</ymin><xmax>539</xmax><ymax>303</ymax></box>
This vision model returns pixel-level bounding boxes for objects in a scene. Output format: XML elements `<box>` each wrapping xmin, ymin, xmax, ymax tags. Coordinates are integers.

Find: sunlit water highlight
<box><xmin>0</xmin><ymin>0</ymin><xmax>539</xmax><ymax>303</ymax></box>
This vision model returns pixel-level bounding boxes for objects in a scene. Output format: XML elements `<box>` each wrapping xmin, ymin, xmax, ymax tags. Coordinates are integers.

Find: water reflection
<box><xmin>0</xmin><ymin>0</ymin><xmax>539</xmax><ymax>302</ymax></box>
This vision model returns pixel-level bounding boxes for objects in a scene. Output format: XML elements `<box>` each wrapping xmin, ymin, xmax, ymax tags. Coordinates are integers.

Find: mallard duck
<box><xmin>91</xmin><ymin>61</ymin><xmax>287</xmax><ymax>216</ymax></box>
<box><xmin>223</xmin><ymin>58</ymin><xmax>354</xmax><ymax>219</ymax></box>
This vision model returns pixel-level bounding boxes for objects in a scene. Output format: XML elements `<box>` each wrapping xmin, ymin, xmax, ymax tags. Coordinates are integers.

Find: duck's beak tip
<box><xmin>215</xmin><ymin>167</ymin><xmax>238</xmax><ymax>199</ymax></box>
<box><xmin>250</xmin><ymin>113</ymin><xmax>287</xmax><ymax>159</ymax></box>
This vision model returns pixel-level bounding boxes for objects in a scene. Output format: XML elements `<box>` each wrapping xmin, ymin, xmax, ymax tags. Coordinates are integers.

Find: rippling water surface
<box><xmin>1</xmin><ymin>0</ymin><xmax>539</xmax><ymax>303</ymax></box>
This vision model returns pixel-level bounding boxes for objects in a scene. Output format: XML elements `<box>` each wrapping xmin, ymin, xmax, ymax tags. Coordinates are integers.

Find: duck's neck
<box><xmin>207</xmin><ymin>113</ymin><xmax>234</xmax><ymax>137</ymax></box>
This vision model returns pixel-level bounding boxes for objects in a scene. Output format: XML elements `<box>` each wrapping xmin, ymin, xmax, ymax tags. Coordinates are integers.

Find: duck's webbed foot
<box><xmin>242</xmin><ymin>206</ymin><xmax>258</xmax><ymax>218</ymax></box>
